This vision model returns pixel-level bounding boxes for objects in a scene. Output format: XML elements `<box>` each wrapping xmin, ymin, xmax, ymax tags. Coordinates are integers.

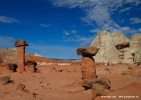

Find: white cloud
<box><xmin>64</xmin><ymin>35</ymin><xmax>95</xmax><ymax>45</ymax></box>
<box><xmin>63</xmin><ymin>30</ymin><xmax>93</xmax><ymax>45</ymax></box>
<box><xmin>73</xmin><ymin>25</ymin><xmax>76</xmax><ymax>27</ymax></box>
<box><xmin>63</xmin><ymin>30</ymin><xmax>77</xmax><ymax>35</ymax></box>
<box><xmin>139</xmin><ymin>28</ymin><xmax>141</xmax><ymax>32</ymax></box>
<box><xmin>120</xmin><ymin>7</ymin><xmax>131</xmax><ymax>13</ymax></box>
<box><xmin>0</xmin><ymin>36</ymin><xmax>16</xmax><ymax>46</ymax></box>
<box><xmin>0</xmin><ymin>16</ymin><xmax>19</xmax><ymax>23</ymax></box>
<box><xmin>125</xmin><ymin>0</ymin><xmax>141</xmax><ymax>5</ymax></box>
<box><xmin>130</xmin><ymin>17</ymin><xmax>141</xmax><ymax>24</ymax></box>
<box><xmin>40</xmin><ymin>23</ymin><xmax>50</xmax><ymax>27</ymax></box>
<box><xmin>63</xmin><ymin>30</ymin><xmax>70</xmax><ymax>35</ymax></box>
<box><xmin>50</xmin><ymin>0</ymin><xmax>141</xmax><ymax>35</ymax></box>
<box><xmin>71</xmin><ymin>30</ymin><xmax>77</xmax><ymax>34</ymax></box>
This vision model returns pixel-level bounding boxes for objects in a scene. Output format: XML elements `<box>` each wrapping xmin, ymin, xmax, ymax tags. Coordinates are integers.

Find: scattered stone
<box><xmin>7</xmin><ymin>63</ymin><xmax>17</xmax><ymax>72</ymax></box>
<box><xmin>0</xmin><ymin>76</ymin><xmax>10</xmax><ymax>85</ymax></box>
<box><xmin>16</xmin><ymin>83</ymin><xmax>25</xmax><ymax>91</ymax></box>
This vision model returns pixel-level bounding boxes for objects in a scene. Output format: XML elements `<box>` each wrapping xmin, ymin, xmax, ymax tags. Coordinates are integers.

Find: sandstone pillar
<box><xmin>15</xmin><ymin>40</ymin><xmax>28</xmax><ymax>72</ymax></box>
<box><xmin>77</xmin><ymin>46</ymin><xmax>98</xmax><ymax>80</ymax></box>
<box><xmin>81</xmin><ymin>56</ymin><xmax>96</xmax><ymax>79</ymax></box>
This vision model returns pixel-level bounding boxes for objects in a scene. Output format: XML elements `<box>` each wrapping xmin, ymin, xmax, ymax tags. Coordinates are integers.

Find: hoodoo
<box><xmin>15</xmin><ymin>40</ymin><xmax>28</xmax><ymax>72</ymax></box>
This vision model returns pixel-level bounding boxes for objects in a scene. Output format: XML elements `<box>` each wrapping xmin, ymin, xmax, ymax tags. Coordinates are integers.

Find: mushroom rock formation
<box><xmin>49</xmin><ymin>67</ymin><xmax>57</xmax><ymax>73</ymax></box>
<box><xmin>14</xmin><ymin>40</ymin><xmax>28</xmax><ymax>72</ymax></box>
<box><xmin>115</xmin><ymin>42</ymin><xmax>131</xmax><ymax>63</ymax></box>
<box><xmin>77</xmin><ymin>46</ymin><xmax>98</xmax><ymax>80</ymax></box>
<box><xmin>25</xmin><ymin>60</ymin><xmax>37</xmax><ymax>73</ymax></box>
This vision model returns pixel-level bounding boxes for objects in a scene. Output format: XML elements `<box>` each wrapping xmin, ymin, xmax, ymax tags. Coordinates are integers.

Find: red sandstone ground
<box><xmin>0</xmin><ymin>63</ymin><xmax>141</xmax><ymax>100</ymax></box>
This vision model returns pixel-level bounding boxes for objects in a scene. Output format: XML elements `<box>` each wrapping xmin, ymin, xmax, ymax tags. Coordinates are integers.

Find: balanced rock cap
<box><xmin>115</xmin><ymin>42</ymin><xmax>129</xmax><ymax>50</ymax></box>
<box><xmin>14</xmin><ymin>40</ymin><xmax>28</xmax><ymax>47</ymax></box>
<box><xmin>77</xmin><ymin>46</ymin><xmax>99</xmax><ymax>56</ymax></box>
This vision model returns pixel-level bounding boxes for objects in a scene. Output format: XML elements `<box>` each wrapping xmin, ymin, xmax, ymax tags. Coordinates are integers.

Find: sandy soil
<box><xmin>0</xmin><ymin>63</ymin><xmax>141</xmax><ymax>100</ymax></box>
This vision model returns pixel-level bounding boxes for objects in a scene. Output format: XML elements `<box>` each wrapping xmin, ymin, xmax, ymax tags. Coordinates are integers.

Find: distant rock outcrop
<box><xmin>0</xmin><ymin>48</ymin><xmax>35</xmax><ymax>63</ymax></box>
<box><xmin>90</xmin><ymin>30</ymin><xmax>141</xmax><ymax>64</ymax></box>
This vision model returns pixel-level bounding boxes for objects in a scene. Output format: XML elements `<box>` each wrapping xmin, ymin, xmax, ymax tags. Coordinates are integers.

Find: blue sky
<box><xmin>0</xmin><ymin>0</ymin><xmax>141</xmax><ymax>59</ymax></box>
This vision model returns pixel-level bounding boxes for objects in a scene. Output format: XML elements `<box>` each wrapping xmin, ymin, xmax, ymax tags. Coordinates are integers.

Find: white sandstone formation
<box><xmin>90</xmin><ymin>30</ymin><xmax>141</xmax><ymax>64</ymax></box>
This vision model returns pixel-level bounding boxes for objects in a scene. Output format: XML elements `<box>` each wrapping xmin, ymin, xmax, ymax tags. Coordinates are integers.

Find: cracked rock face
<box><xmin>90</xmin><ymin>30</ymin><xmax>141</xmax><ymax>64</ymax></box>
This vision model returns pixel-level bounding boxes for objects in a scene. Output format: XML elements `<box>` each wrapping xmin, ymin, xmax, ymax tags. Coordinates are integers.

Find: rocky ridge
<box><xmin>90</xmin><ymin>30</ymin><xmax>141</xmax><ymax>64</ymax></box>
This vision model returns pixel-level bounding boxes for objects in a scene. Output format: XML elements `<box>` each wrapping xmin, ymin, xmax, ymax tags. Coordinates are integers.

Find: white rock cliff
<box><xmin>90</xmin><ymin>30</ymin><xmax>141</xmax><ymax>64</ymax></box>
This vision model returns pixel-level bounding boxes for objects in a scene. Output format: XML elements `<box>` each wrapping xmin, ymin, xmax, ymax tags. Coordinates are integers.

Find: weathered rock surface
<box><xmin>0</xmin><ymin>76</ymin><xmax>10</xmax><ymax>85</ymax></box>
<box><xmin>77</xmin><ymin>46</ymin><xmax>98</xmax><ymax>56</ymax></box>
<box><xmin>90</xmin><ymin>30</ymin><xmax>141</xmax><ymax>64</ymax></box>
<box><xmin>82</xmin><ymin>78</ymin><xmax>111</xmax><ymax>100</ymax></box>
<box><xmin>81</xmin><ymin>56</ymin><xmax>96</xmax><ymax>79</ymax></box>
<box><xmin>14</xmin><ymin>40</ymin><xmax>28</xmax><ymax>47</ymax></box>
<box><xmin>16</xmin><ymin>83</ymin><xmax>25</xmax><ymax>91</ymax></box>
<box><xmin>77</xmin><ymin>46</ymin><xmax>97</xmax><ymax>80</ymax></box>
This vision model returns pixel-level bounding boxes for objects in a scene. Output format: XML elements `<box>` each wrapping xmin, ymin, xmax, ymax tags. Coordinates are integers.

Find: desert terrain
<box><xmin>0</xmin><ymin>61</ymin><xmax>141</xmax><ymax>100</ymax></box>
<box><xmin>0</xmin><ymin>32</ymin><xmax>141</xmax><ymax>100</ymax></box>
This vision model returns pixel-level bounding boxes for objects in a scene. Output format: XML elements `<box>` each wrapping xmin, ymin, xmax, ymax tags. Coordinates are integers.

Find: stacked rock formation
<box><xmin>25</xmin><ymin>60</ymin><xmax>37</xmax><ymax>73</ymax></box>
<box><xmin>82</xmin><ymin>78</ymin><xmax>111</xmax><ymax>100</ymax></box>
<box><xmin>15</xmin><ymin>40</ymin><xmax>28</xmax><ymax>72</ymax></box>
<box><xmin>91</xmin><ymin>30</ymin><xmax>141</xmax><ymax>64</ymax></box>
<box><xmin>77</xmin><ymin>46</ymin><xmax>98</xmax><ymax>80</ymax></box>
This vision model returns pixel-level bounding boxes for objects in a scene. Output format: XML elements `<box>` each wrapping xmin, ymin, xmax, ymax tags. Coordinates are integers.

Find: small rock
<box><xmin>16</xmin><ymin>83</ymin><xmax>25</xmax><ymax>91</ymax></box>
<box><xmin>0</xmin><ymin>76</ymin><xmax>10</xmax><ymax>85</ymax></box>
